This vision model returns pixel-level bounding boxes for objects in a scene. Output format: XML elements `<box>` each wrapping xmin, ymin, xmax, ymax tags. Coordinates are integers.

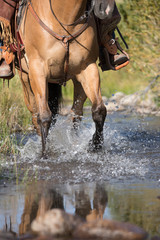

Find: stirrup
<box><xmin>99</xmin><ymin>34</ymin><xmax>129</xmax><ymax>71</ymax></box>
<box><xmin>99</xmin><ymin>49</ymin><xmax>129</xmax><ymax>71</ymax></box>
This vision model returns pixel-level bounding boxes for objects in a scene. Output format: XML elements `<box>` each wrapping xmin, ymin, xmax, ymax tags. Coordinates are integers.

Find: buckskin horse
<box><xmin>18</xmin><ymin>0</ymin><xmax>115</xmax><ymax>155</ymax></box>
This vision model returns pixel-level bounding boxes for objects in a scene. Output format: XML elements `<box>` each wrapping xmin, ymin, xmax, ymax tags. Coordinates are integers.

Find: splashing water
<box><xmin>16</xmin><ymin>112</ymin><xmax>160</xmax><ymax>183</ymax></box>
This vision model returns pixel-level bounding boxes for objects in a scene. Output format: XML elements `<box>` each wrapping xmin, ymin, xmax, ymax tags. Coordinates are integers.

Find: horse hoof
<box><xmin>41</xmin><ymin>150</ymin><xmax>48</xmax><ymax>159</ymax></box>
<box><xmin>88</xmin><ymin>139</ymin><xmax>103</xmax><ymax>152</ymax></box>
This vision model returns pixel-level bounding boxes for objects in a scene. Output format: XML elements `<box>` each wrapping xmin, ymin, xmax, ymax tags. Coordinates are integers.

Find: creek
<box><xmin>0</xmin><ymin>110</ymin><xmax>160</xmax><ymax>237</ymax></box>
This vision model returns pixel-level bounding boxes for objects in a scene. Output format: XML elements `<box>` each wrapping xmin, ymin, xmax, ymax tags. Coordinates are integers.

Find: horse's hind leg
<box><xmin>76</xmin><ymin>63</ymin><xmax>107</xmax><ymax>150</ymax></box>
<box><xmin>48</xmin><ymin>82</ymin><xmax>62</xmax><ymax>125</ymax></box>
<box><xmin>71</xmin><ymin>78</ymin><xmax>87</xmax><ymax>129</ymax></box>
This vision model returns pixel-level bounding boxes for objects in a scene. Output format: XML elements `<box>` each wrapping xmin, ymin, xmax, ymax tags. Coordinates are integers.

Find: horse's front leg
<box><xmin>76</xmin><ymin>63</ymin><xmax>107</xmax><ymax>150</ymax></box>
<box><xmin>29</xmin><ymin>59</ymin><xmax>51</xmax><ymax>155</ymax></box>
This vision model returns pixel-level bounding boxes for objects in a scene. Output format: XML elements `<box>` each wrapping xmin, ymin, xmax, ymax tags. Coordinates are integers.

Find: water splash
<box><xmin>16</xmin><ymin>113</ymin><xmax>160</xmax><ymax>183</ymax></box>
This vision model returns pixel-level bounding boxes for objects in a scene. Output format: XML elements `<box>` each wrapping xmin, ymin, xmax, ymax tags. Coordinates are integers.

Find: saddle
<box><xmin>0</xmin><ymin>0</ymin><xmax>26</xmax><ymax>79</ymax></box>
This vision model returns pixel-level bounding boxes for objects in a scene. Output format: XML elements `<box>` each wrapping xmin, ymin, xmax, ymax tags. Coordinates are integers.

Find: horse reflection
<box><xmin>75</xmin><ymin>183</ymin><xmax>108</xmax><ymax>221</ymax></box>
<box><xmin>19</xmin><ymin>188</ymin><xmax>64</xmax><ymax>235</ymax></box>
<box><xmin>19</xmin><ymin>183</ymin><xmax>108</xmax><ymax>235</ymax></box>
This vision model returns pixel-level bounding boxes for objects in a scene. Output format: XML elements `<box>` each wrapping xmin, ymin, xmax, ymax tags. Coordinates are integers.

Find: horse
<box><xmin>18</xmin><ymin>0</ymin><xmax>115</xmax><ymax>155</ymax></box>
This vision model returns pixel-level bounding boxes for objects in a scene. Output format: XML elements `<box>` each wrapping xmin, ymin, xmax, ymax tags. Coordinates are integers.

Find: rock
<box><xmin>155</xmin><ymin>111</ymin><xmax>160</xmax><ymax>116</ymax></box>
<box><xmin>139</xmin><ymin>98</ymin><xmax>157</xmax><ymax>110</ymax></box>
<box><xmin>31</xmin><ymin>209</ymin><xmax>80</xmax><ymax>237</ymax></box>
<box><xmin>110</xmin><ymin>92</ymin><xmax>125</xmax><ymax>102</ymax></box>
<box><xmin>120</xmin><ymin>94</ymin><xmax>140</xmax><ymax>107</ymax></box>
<box><xmin>105</xmin><ymin>102</ymin><xmax>120</xmax><ymax>112</ymax></box>
<box><xmin>102</xmin><ymin>95</ymin><xmax>108</xmax><ymax>102</ymax></box>
<box><xmin>136</xmin><ymin>108</ymin><xmax>151</xmax><ymax>115</ymax></box>
<box><xmin>74</xmin><ymin>219</ymin><xmax>148</xmax><ymax>240</ymax></box>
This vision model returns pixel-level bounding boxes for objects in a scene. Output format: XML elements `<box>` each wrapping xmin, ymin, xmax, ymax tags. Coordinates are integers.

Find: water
<box><xmin>11</xmin><ymin>111</ymin><xmax>160</xmax><ymax>183</ymax></box>
<box><xmin>0</xmin><ymin>181</ymin><xmax>160</xmax><ymax>237</ymax></box>
<box><xmin>0</xmin><ymin>111</ymin><xmax>160</xmax><ymax>237</ymax></box>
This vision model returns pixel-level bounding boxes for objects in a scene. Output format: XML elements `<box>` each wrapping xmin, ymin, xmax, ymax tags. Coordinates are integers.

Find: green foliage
<box><xmin>118</xmin><ymin>0</ymin><xmax>160</xmax><ymax>75</ymax></box>
<box><xmin>99</xmin><ymin>0</ymin><xmax>160</xmax><ymax>99</ymax></box>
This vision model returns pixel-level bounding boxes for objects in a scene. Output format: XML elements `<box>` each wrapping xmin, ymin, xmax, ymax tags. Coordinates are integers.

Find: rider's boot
<box><xmin>0</xmin><ymin>59</ymin><xmax>12</xmax><ymax>78</ymax></box>
<box><xmin>0</xmin><ymin>45</ymin><xmax>13</xmax><ymax>78</ymax></box>
<box><xmin>99</xmin><ymin>33</ymin><xmax>129</xmax><ymax>71</ymax></box>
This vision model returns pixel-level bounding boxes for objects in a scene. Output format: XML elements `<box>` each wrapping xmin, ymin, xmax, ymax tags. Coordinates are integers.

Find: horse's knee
<box><xmin>37</xmin><ymin>111</ymin><xmax>52</xmax><ymax>128</ymax></box>
<box><xmin>92</xmin><ymin>103</ymin><xmax>107</xmax><ymax>131</ymax></box>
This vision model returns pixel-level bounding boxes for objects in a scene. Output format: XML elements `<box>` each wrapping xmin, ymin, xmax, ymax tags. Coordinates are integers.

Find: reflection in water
<box><xmin>19</xmin><ymin>183</ymin><xmax>108</xmax><ymax>235</ymax></box>
<box><xmin>19</xmin><ymin>187</ymin><xmax>64</xmax><ymax>235</ymax></box>
<box><xmin>0</xmin><ymin>181</ymin><xmax>160</xmax><ymax>237</ymax></box>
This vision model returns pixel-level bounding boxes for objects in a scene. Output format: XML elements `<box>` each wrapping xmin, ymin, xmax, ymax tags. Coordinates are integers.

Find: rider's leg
<box><xmin>0</xmin><ymin>35</ymin><xmax>13</xmax><ymax>78</ymax></box>
<box><xmin>0</xmin><ymin>0</ymin><xmax>17</xmax><ymax>78</ymax></box>
<box><xmin>98</xmin><ymin>2</ymin><xmax>129</xmax><ymax>71</ymax></box>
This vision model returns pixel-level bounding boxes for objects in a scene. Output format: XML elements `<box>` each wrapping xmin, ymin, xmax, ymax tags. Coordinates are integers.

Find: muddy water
<box><xmin>0</xmin><ymin>111</ymin><xmax>160</xmax><ymax>237</ymax></box>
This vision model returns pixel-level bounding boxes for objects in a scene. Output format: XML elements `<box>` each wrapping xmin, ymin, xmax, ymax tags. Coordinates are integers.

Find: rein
<box><xmin>27</xmin><ymin>0</ymin><xmax>94</xmax><ymax>84</ymax></box>
<box><xmin>49</xmin><ymin>0</ymin><xmax>95</xmax><ymax>27</ymax></box>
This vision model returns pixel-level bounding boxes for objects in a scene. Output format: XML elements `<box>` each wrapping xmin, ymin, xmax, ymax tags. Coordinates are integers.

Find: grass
<box><xmin>0</xmin><ymin>74</ymin><xmax>31</xmax><ymax>155</ymax></box>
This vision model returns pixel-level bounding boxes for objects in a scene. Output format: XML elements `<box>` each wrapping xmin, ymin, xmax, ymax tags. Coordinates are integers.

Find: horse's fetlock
<box><xmin>92</xmin><ymin>104</ymin><xmax>106</xmax><ymax>123</ymax></box>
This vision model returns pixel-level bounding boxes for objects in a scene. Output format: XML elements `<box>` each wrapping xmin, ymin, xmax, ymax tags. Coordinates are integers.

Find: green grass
<box><xmin>0</xmin><ymin>74</ymin><xmax>31</xmax><ymax>154</ymax></box>
<box><xmin>100</xmin><ymin>67</ymin><xmax>150</xmax><ymax>98</ymax></box>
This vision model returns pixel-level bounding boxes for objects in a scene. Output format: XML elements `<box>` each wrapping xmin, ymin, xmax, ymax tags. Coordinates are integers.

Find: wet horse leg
<box><xmin>71</xmin><ymin>78</ymin><xmax>87</xmax><ymax>129</ymax></box>
<box><xmin>76</xmin><ymin>63</ymin><xmax>107</xmax><ymax>149</ymax></box>
<box><xmin>29</xmin><ymin>59</ymin><xmax>52</xmax><ymax>154</ymax></box>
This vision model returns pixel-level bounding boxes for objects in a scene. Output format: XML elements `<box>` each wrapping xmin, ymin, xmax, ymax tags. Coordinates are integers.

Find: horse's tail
<box><xmin>48</xmin><ymin>82</ymin><xmax>62</xmax><ymax>119</ymax></box>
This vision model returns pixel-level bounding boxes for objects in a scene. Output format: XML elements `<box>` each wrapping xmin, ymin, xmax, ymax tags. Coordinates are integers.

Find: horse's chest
<box><xmin>47</xmin><ymin>45</ymin><xmax>90</xmax><ymax>79</ymax></box>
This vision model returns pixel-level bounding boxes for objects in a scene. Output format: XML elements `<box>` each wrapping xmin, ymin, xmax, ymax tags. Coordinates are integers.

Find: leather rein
<box><xmin>27</xmin><ymin>0</ymin><xmax>95</xmax><ymax>84</ymax></box>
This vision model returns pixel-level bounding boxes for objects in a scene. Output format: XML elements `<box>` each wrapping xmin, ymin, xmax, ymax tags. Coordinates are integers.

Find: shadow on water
<box><xmin>0</xmin><ymin>111</ymin><xmax>160</xmax><ymax>238</ymax></box>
